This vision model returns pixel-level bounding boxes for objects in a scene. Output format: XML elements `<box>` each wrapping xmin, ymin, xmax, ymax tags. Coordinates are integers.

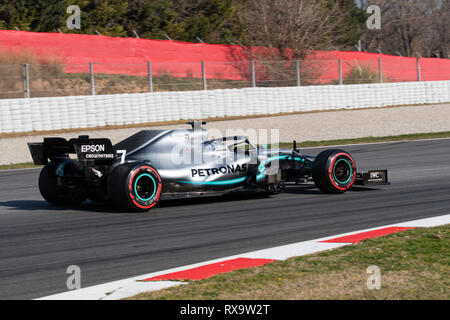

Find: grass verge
<box><xmin>0</xmin><ymin>162</ymin><xmax>42</xmax><ymax>170</ymax></box>
<box><xmin>2</xmin><ymin>131</ymin><xmax>450</xmax><ymax>171</ymax></box>
<box><xmin>276</xmin><ymin>131</ymin><xmax>450</xmax><ymax>149</ymax></box>
<box><xmin>129</xmin><ymin>225</ymin><xmax>449</xmax><ymax>300</ymax></box>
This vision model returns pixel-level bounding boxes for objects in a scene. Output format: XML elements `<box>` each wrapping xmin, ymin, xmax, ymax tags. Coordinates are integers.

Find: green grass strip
<box><xmin>0</xmin><ymin>162</ymin><xmax>42</xmax><ymax>170</ymax></box>
<box><xmin>276</xmin><ymin>131</ymin><xmax>450</xmax><ymax>149</ymax></box>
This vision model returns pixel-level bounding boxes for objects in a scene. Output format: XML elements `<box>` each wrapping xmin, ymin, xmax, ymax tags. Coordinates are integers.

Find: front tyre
<box><xmin>312</xmin><ymin>149</ymin><xmax>356</xmax><ymax>194</ymax></box>
<box><xmin>107</xmin><ymin>163</ymin><xmax>162</xmax><ymax>212</ymax></box>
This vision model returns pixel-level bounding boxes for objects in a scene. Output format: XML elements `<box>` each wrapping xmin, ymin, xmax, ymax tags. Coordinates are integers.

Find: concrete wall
<box><xmin>1</xmin><ymin>80</ymin><xmax>449</xmax><ymax>134</ymax></box>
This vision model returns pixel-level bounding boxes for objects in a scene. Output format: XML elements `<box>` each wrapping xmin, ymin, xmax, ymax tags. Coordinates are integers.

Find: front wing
<box><xmin>354</xmin><ymin>169</ymin><xmax>389</xmax><ymax>186</ymax></box>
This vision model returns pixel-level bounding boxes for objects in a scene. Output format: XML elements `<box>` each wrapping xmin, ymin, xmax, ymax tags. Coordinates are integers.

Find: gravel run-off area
<box><xmin>1</xmin><ymin>103</ymin><xmax>449</xmax><ymax>165</ymax></box>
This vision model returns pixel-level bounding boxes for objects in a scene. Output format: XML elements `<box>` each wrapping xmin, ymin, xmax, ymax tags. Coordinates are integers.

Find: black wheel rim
<box><xmin>134</xmin><ymin>173</ymin><xmax>157</xmax><ymax>202</ymax></box>
<box><xmin>333</xmin><ymin>158</ymin><xmax>352</xmax><ymax>184</ymax></box>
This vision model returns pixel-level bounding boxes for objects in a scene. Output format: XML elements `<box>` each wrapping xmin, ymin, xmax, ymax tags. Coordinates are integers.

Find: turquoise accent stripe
<box><xmin>177</xmin><ymin>155</ymin><xmax>304</xmax><ymax>185</ymax></box>
<box><xmin>134</xmin><ymin>173</ymin><xmax>157</xmax><ymax>201</ymax></box>
<box><xmin>257</xmin><ymin>155</ymin><xmax>304</xmax><ymax>181</ymax></box>
<box><xmin>177</xmin><ymin>176</ymin><xmax>246</xmax><ymax>186</ymax></box>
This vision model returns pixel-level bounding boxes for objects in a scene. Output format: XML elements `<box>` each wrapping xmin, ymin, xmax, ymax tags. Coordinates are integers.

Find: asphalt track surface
<box><xmin>1</xmin><ymin>139</ymin><xmax>449</xmax><ymax>299</ymax></box>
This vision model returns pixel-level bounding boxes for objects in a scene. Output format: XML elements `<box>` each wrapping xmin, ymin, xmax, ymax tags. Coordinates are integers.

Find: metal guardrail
<box><xmin>0</xmin><ymin>58</ymin><xmax>433</xmax><ymax>99</ymax></box>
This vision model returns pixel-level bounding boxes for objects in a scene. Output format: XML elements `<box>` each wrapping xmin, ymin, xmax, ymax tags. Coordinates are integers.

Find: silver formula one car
<box><xmin>28</xmin><ymin>121</ymin><xmax>388</xmax><ymax>212</ymax></box>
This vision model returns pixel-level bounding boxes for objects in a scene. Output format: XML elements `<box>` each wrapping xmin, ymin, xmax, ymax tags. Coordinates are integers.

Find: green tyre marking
<box><xmin>332</xmin><ymin>158</ymin><xmax>352</xmax><ymax>184</ymax></box>
<box><xmin>134</xmin><ymin>173</ymin><xmax>157</xmax><ymax>202</ymax></box>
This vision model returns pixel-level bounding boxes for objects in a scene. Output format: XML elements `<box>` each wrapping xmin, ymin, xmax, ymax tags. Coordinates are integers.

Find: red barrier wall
<box><xmin>1</xmin><ymin>30</ymin><xmax>449</xmax><ymax>82</ymax></box>
<box><xmin>313</xmin><ymin>51</ymin><xmax>450</xmax><ymax>82</ymax></box>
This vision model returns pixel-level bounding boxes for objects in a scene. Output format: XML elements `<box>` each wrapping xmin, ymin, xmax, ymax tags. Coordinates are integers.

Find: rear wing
<box><xmin>28</xmin><ymin>135</ymin><xmax>116</xmax><ymax>165</ymax></box>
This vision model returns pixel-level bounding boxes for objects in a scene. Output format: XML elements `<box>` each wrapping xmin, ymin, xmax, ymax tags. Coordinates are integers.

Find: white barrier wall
<box><xmin>1</xmin><ymin>80</ymin><xmax>449</xmax><ymax>134</ymax></box>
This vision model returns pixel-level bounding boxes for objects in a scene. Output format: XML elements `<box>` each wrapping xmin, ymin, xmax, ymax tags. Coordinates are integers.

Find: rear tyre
<box><xmin>107</xmin><ymin>163</ymin><xmax>162</xmax><ymax>212</ymax></box>
<box><xmin>39</xmin><ymin>164</ymin><xmax>84</xmax><ymax>205</ymax></box>
<box><xmin>312</xmin><ymin>149</ymin><xmax>356</xmax><ymax>194</ymax></box>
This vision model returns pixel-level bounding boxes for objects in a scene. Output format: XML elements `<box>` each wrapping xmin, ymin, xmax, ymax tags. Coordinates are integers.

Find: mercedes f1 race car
<box><xmin>28</xmin><ymin>121</ymin><xmax>388</xmax><ymax>212</ymax></box>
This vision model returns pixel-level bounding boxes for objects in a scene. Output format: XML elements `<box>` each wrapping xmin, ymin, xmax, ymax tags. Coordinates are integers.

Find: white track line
<box><xmin>36</xmin><ymin>214</ymin><xmax>450</xmax><ymax>300</ymax></box>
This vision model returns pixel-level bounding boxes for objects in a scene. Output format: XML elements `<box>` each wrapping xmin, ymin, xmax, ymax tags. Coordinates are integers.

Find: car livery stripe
<box><xmin>257</xmin><ymin>155</ymin><xmax>304</xmax><ymax>181</ymax></box>
<box><xmin>177</xmin><ymin>176</ymin><xmax>246</xmax><ymax>185</ymax></box>
<box><xmin>177</xmin><ymin>156</ymin><xmax>304</xmax><ymax>185</ymax></box>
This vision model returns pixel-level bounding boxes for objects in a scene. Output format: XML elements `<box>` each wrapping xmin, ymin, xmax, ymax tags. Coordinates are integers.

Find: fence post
<box><xmin>416</xmin><ymin>58</ymin><xmax>421</xmax><ymax>82</ymax></box>
<box><xmin>89</xmin><ymin>62</ymin><xmax>95</xmax><ymax>95</ymax></box>
<box><xmin>147</xmin><ymin>61</ymin><xmax>153</xmax><ymax>92</ymax></box>
<box><xmin>201</xmin><ymin>61</ymin><xmax>207</xmax><ymax>90</ymax></box>
<box><xmin>378</xmin><ymin>57</ymin><xmax>383</xmax><ymax>83</ymax></box>
<box><xmin>251</xmin><ymin>60</ymin><xmax>256</xmax><ymax>87</ymax></box>
<box><xmin>338</xmin><ymin>59</ymin><xmax>343</xmax><ymax>85</ymax></box>
<box><xmin>24</xmin><ymin>63</ymin><xmax>30</xmax><ymax>98</ymax></box>
<box><xmin>296</xmin><ymin>59</ymin><xmax>301</xmax><ymax>86</ymax></box>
